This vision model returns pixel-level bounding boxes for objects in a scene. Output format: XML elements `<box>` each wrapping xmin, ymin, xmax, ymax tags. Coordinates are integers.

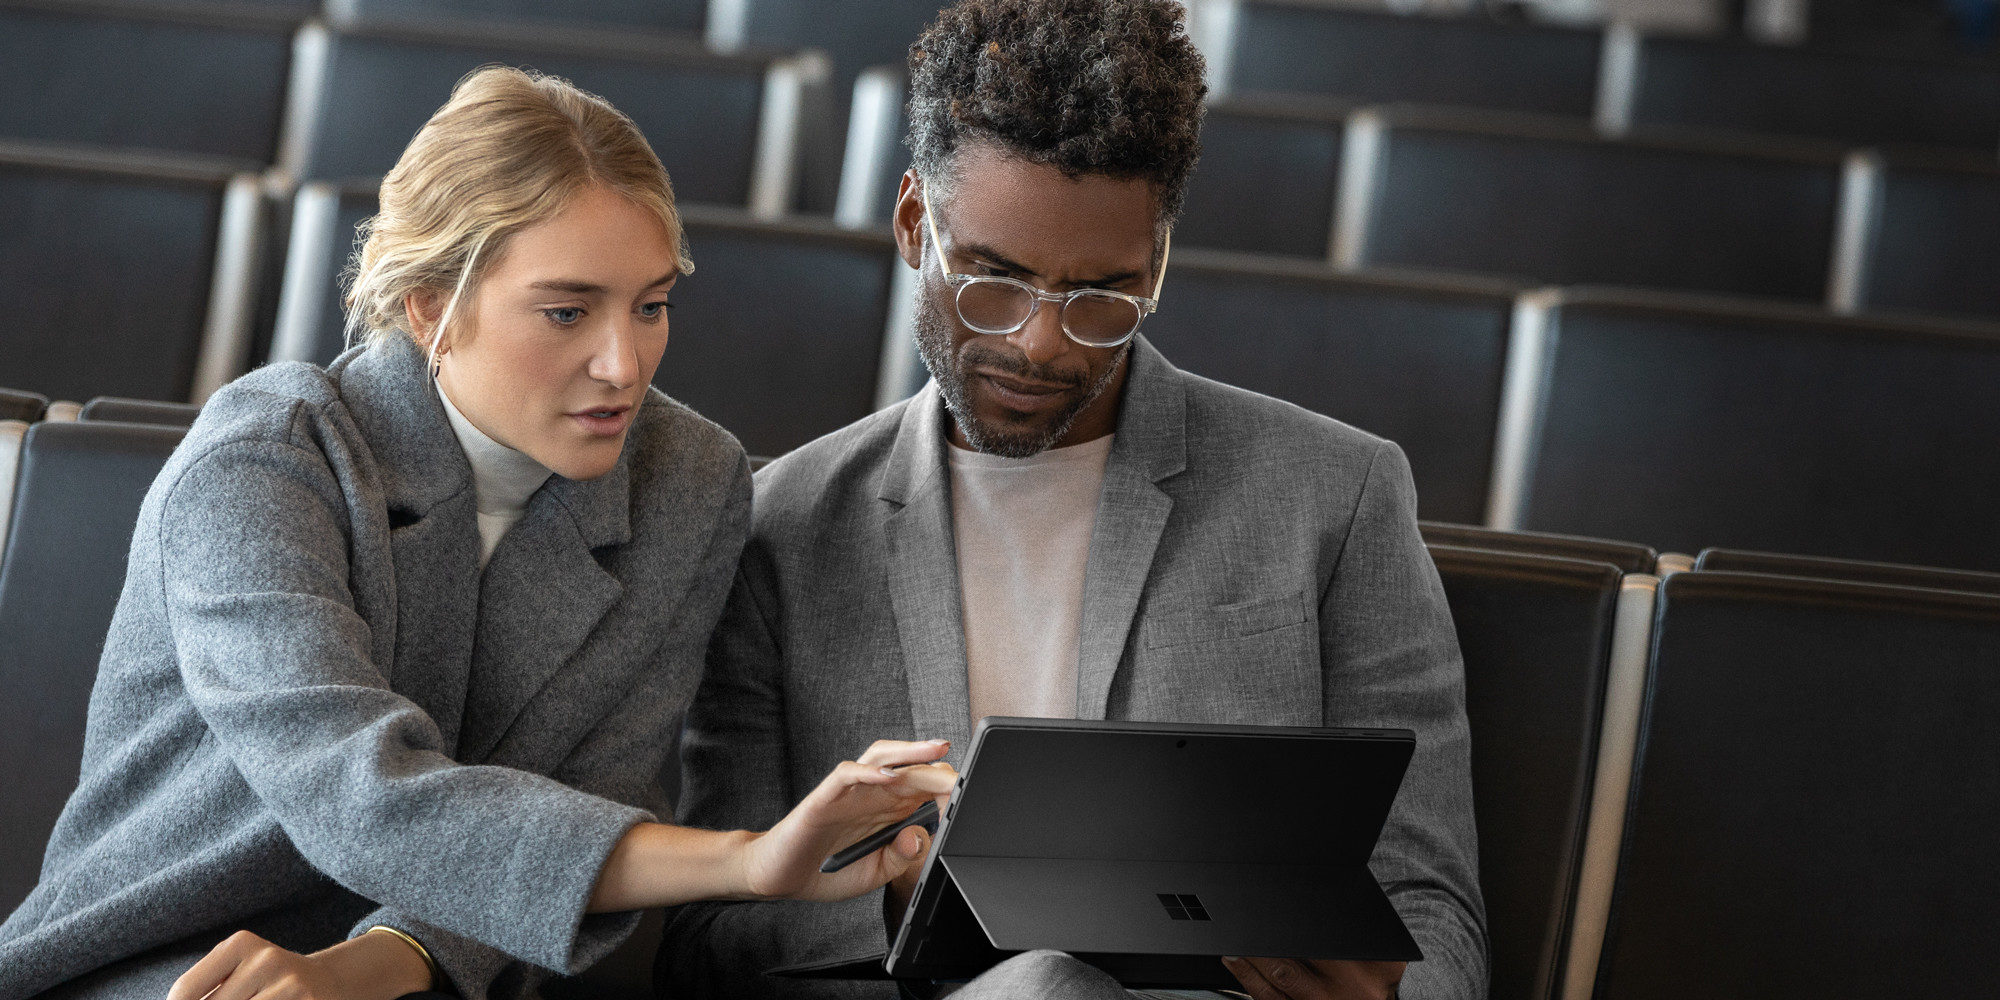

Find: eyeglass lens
<box><xmin>956</xmin><ymin>279</ymin><xmax>1143</xmax><ymax>346</ymax></box>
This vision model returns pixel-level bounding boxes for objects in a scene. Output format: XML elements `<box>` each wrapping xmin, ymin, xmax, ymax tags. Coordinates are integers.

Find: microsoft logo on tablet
<box><xmin>1157</xmin><ymin>893</ymin><xmax>1211</xmax><ymax>921</ymax></box>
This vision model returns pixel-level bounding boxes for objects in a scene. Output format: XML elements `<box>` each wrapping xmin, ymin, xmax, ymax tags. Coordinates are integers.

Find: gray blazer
<box><xmin>0</xmin><ymin>336</ymin><xmax>750</xmax><ymax>1000</ymax></box>
<box><xmin>661</xmin><ymin>338</ymin><xmax>1488</xmax><ymax>999</ymax></box>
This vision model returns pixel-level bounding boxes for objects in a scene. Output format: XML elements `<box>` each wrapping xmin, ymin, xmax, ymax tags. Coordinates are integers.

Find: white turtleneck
<box><xmin>437</xmin><ymin>384</ymin><xmax>553</xmax><ymax>568</ymax></box>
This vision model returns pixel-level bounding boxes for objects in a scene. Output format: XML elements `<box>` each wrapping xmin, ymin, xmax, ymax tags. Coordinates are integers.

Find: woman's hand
<box><xmin>166</xmin><ymin>930</ymin><xmax>432</xmax><ymax>1000</ymax></box>
<box><xmin>739</xmin><ymin>738</ymin><xmax>957</xmax><ymax>902</ymax></box>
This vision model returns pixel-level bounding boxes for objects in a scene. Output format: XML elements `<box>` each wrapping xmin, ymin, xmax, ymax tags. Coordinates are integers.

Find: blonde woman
<box><xmin>0</xmin><ymin>67</ymin><xmax>951</xmax><ymax>1000</ymax></box>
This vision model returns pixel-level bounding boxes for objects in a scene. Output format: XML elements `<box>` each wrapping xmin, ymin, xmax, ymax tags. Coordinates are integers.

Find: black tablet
<box><xmin>877</xmin><ymin>716</ymin><xmax>1422</xmax><ymax>990</ymax></box>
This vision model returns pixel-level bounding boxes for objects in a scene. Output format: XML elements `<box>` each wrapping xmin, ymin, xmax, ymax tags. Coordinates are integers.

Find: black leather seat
<box><xmin>288</xmin><ymin>21</ymin><xmax>773</xmax><ymax>209</ymax></box>
<box><xmin>1693</xmin><ymin>548</ymin><xmax>2000</xmax><ymax>595</ymax></box>
<box><xmin>0</xmin><ymin>145</ymin><xmax>241</xmax><ymax>402</ymax></box>
<box><xmin>1422</xmin><ymin>522</ymin><xmax>1658</xmax><ymax>574</ymax></box>
<box><xmin>713</xmin><ymin>0</ymin><xmax>947</xmax><ymax>212</ymax></box>
<box><xmin>1429</xmin><ymin>544</ymin><xmax>1627</xmax><ymax>1000</ymax></box>
<box><xmin>1177</xmin><ymin>97</ymin><xmax>1351</xmax><ymax>258</ymax></box>
<box><xmin>0</xmin><ymin>420</ymin><xmax>186</xmax><ymax>913</ymax></box>
<box><xmin>1217</xmin><ymin>2</ymin><xmax>1602</xmax><ymax>118</ymax></box>
<box><xmin>1141</xmin><ymin>257</ymin><xmax>1516</xmax><ymax>524</ymax></box>
<box><xmin>0</xmin><ymin>389</ymin><xmax>47</xmax><ymax>423</ymax></box>
<box><xmin>1625</xmin><ymin>34</ymin><xmax>2000</xmax><ymax>151</ymax></box>
<box><xmin>0</xmin><ymin>4</ymin><xmax>294</xmax><ymax>164</ymax></box>
<box><xmin>1855</xmin><ymin>154</ymin><xmax>2000</xmax><ymax>322</ymax></box>
<box><xmin>1593</xmin><ymin>571</ymin><xmax>2000</xmax><ymax>998</ymax></box>
<box><xmin>1352</xmin><ymin>107</ymin><xmax>1845</xmax><ymax>301</ymax></box>
<box><xmin>664</xmin><ymin>208</ymin><xmax>901</xmax><ymax>457</ymax></box>
<box><xmin>79</xmin><ymin>397</ymin><xmax>202</xmax><ymax>427</ymax></box>
<box><xmin>1502</xmin><ymin>289</ymin><xmax>2000</xmax><ymax>572</ymax></box>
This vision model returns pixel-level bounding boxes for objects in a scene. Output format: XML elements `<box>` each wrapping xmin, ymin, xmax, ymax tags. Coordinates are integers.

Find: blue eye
<box><xmin>543</xmin><ymin>307</ymin><xmax>584</xmax><ymax>326</ymax></box>
<box><xmin>639</xmin><ymin>300</ymin><xmax>672</xmax><ymax>319</ymax></box>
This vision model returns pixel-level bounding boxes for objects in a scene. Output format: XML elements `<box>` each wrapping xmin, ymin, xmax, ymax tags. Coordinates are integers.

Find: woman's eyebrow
<box><xmin>529</xmin><ymin>272</ymin><xmax>678</xmax><ymax>294</ymax></box>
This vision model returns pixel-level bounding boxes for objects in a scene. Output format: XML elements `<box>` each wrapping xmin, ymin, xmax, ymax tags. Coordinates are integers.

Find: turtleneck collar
<box><xmin>436</xmin><ymin>382</ymin><xmax>553</xmax><ymax>566</ymax></box>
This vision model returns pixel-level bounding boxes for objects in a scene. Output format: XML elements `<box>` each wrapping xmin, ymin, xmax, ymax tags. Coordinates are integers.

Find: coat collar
<box><xmin>330</xmin><ymin>336</ymin><xmax>631</xmax><ymax>758</ymax></box>
<box><xmin>876</xmin><ymin>336</ymin><xmax>1188</xmax><ymax>738</ymax></box>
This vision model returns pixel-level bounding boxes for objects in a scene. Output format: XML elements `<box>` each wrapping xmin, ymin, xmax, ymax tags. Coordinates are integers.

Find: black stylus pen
<box><xmin>819</xmin><ymin>800</ymin><xmax>941</xmax><ymax>874</ymax></box>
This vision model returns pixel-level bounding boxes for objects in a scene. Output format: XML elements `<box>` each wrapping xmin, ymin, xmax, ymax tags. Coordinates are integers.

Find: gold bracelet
<box><xmin>365</xmin><ymin>924</ymin><xmax>440</xmax><ymax>991</ymax></box>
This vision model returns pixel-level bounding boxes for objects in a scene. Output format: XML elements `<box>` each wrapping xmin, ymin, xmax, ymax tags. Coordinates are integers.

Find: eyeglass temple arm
<box><xmin>923</xmin><ymin>180</ymin><xmax>1171</xmax><ymax>305</ymax></box>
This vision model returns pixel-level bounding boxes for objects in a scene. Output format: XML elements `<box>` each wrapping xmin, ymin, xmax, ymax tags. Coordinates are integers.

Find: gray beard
<box><xmin>912</xmin><ymin>296</ymin><xmax>1127</xmax><ymax>458</ymax></box>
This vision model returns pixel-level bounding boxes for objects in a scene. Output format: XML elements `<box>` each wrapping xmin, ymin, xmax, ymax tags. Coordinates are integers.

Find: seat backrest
<box><xmin>0</xmin><ymin>4</ymin><xmax>294</xmax><ymax>164</ymax></box>
<box><xmin>1693</xmin><ymin>548</ymin><xmax>2000</xmax><ymax>595</ymax></box>
<box><xmin>1177</xmin><ymin>97</ymin><xmax>1350</xmax><ymax>258</ymax></box>
<box><xmin>657</xmin><ymin>208</ymin><xmax>903</xmax><ymax>457</ymax></box>
<box><xmin>79</xmin><ymin>397</ymin><xmax>203</xmax><ymax>427</ymax></box>
<box><xmin>1141</xmin><ymin>257</ymin><xmax>1516</xmax><ymax>524</ymax></box>
<box><xmin>1429</xmin><ymin>545</ymin><xmax>1625</xmax><ymax>1000</ymax></box>
<box><xmin>1625</xmin><ymin>34</ymin><xmax>2000</xmax><ymax>151</ymax></box>
<box><xmin>0</xmin><ymin>420</ymin><xmax>186</xmax><ymax>913</ymax></box>
<box><xmin>1348</xmin><ymin>108</ymin><xmax>1845</xmax><ymax>301</ymax></box>
<box><xmin>1421</xmin><ymin>522</ymin><xmax>1658</xmax><ymax>574</ymax></box>
<box><xmin>286</xmin><ymin>21</ymin><xmax>775</xmax><ymax>208</ymax></box>
<box><xmin>0</xmin><ymin>145</ymin><xmax>246</xmax><ymax>402</ymax></box>
<box><xmin>1216</xmin><ymin>2</ymin><xmax>1602</xmax><ymax>118</ymax></box>
<box><xmin>1855</xmin><ymin>155</ymin><xmax>2000</xmax><ymax>322</ymax></box>
<box><xmin>0</xmin><ymin>389</ymin><xmax>47</xmax><ymax>423</ymax></box>
<box><xmin>1593</xmin><ymin>571</ymin><xmax>2000</xmax><ymax>998</ymax></box>
<box><xmin>332</xmin><ymin>0</ymin><xmax>704</xmax><ymax>34</ymax></box>
<box><xmin>1494</xmin><ymin>290</ymin><xmax>2000</xmax><ymax>571</ymax></box>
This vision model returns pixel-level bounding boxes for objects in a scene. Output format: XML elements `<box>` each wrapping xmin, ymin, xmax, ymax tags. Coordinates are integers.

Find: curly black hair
<box><xmin>906</xmin><ymin>0</ymin><xmax>1207</xmax><ymax>228</ymax></box>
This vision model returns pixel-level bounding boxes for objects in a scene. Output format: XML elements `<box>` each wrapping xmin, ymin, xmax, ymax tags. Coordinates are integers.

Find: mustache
<box><xmin>960</xmin><ymin>341</ymin><xmax>1086</xmax><ymax>389</ymax></box>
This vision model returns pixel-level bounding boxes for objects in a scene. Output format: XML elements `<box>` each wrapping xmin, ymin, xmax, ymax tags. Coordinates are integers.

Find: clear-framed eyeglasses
<box><xmin>921</xmin><ymin>184</ymin><xmax>1170</xmax><ymax>349</ymax></box>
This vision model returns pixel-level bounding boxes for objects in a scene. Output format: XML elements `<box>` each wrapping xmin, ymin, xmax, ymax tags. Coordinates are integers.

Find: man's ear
<box><xmin>403</xmin><ymin>288</ymin><xmax>445</xmax><ymax>351</ymax></box>
<box><xmin>892</xmin><ymin>170</ymin><xmax>926</xmax><ymax>271</ymax></box>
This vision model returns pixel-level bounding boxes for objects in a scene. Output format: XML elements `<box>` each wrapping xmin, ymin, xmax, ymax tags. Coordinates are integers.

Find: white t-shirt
<box><xmin>437</xmin><ymin>385</ymin><xmax>552</xmax><ymax>568</ymax></box>
<box><xmin>948</xmin><ymin>434</ymin><xmax>1115</xmax><ymax>726</ymax></box>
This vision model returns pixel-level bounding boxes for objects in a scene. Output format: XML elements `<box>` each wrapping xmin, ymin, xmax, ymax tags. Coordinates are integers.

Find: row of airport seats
<box><xmin>4</xmin><ymin>410</ymin><xmax>1996</xmax><ymax>999</ymax></box>
<box><xmin>12</xmin><ymin>0</ymin><xmax>2000</xmax><ymax>408</ymax></box>
<box><xmin>841</xmin><ymin>74</ymin><xmax>2000</xmax><ymax>319</ymax></box>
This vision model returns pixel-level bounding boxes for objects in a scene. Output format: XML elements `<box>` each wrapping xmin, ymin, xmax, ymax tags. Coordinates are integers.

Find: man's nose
<box><xmin>1006</xmin><ymin>297</ymin><xmax>1068</xmax><ymax>367</ymax></box>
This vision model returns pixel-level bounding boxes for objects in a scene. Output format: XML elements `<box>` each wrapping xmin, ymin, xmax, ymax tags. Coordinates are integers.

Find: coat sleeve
<box><xmin>1318</xmin><ymin>440</ymin><xmax>1490</xmax><ymax>1000</ymax></box>
<box><xmin>654</xmin><ymin>546</ymin><xmax>899</xmax><ymax>999</ymax></box>
<box><xmin>342</xmin><ymin>458</ymin><xmax>754</xmax><ymax>998</ymax></box>
<box><xmin>157</xmin><ymin>434</ymin><xmax>646</xmax><ymax>980</ymax></box>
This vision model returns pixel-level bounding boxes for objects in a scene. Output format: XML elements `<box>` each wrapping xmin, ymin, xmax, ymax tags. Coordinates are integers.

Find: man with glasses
<box><xmin>659</xmin><ymin>1</ymin><xmax>1485</xmax><ymax>998</ymax></box>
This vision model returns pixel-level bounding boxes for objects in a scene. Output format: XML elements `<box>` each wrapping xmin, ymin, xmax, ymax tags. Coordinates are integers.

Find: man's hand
<box><xmin>166</xmin><ymin>929</ymin><xmax>432</xmax><ymax>1000</ymax></box>
<box><xmin>1222</xmin><ymin>957</ymin><xmax>1405</xmax><ymax>1000</ymax></box>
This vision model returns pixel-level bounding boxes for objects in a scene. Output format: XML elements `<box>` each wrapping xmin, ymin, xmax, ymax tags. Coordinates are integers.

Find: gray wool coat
<box><xmin>0</xmin><ymin>335</ymin><xmax>750</xmax><ymax>1000</ymax></box>
<box><xmin>660</xmin><ymin>338</ymin><xmax>1488</xmax><ymax>999</ymax></box>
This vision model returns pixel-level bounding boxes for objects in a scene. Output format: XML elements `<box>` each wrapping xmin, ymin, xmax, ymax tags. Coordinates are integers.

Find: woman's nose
<box><xmin>590</xmin><ymin>320</ymin><xmax>641</xmax><ymax>389</ymax></box>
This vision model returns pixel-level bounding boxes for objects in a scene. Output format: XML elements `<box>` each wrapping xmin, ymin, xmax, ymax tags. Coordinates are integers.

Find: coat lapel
<box><xmin>334</xmin><ymin>338</ymin><xmax>482</xmax><ymax>752</ymax></box>
<box><xmin>458</xmin><ymin>450</ymin><xmax>631</xmax><ymax>763</ymax></box>
<box><xmin>1075</xmin><ymin>339</ymin><xmax>1188</xmax><ymax>719</ymax></box>
<box><xmin>878</xmin><ymin>387</ymin><xmax>975</xmax><ymax>751</ymax></box>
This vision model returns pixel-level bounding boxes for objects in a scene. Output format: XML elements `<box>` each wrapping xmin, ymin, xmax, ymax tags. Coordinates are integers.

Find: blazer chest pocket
<box><xmin>1142</xmin><ymin>592</ymin><xmax>1311</xmax><ymax>650</ymax></box>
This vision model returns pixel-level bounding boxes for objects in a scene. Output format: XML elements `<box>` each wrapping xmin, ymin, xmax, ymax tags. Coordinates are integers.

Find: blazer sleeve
<box><xmin>1319</xmin><ymin>440</ymin><xmax>1490</xmax><ymax>1000</ymax></box>
<box><xmin>343</xmin><ymin>459</ymin><xmax>754</xmax><ymax>998</ymax></box>
<box><xmin>655</xmin><ymin>549</ymin><xmax>899</xmax><ymax>998</ymax></box>
<box><xmin>157</xmin><ymin>433</ymin><xmax>646</xmax><ymax>979</ymax></box>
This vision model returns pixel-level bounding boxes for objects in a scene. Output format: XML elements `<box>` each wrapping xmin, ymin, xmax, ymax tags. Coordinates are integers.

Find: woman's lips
<box><xmin>568</xmin><ymin>405</ymin><xmax>632</xmax><ymax>437</ymax></box>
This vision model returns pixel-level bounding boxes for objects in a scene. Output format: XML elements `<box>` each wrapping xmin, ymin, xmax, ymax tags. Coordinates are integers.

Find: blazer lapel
<box><xmin>334</xmin><ymin>338</ymin><xmax>482</xmax><ymax>751</ymax></box>
<box><xmin>879</xmin><ymin>387</ymin><xmax>974</xmax><ymax>751</ymax></box>
<box><xmin>1076</xmin><ymin>339</ymin><xmax>1188</xmax><ymax>720</ymax></box>
<box><xmin>459</xmin><ymin>457</ymin><xmax>630</xmax><ymax>763</ymax></box>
